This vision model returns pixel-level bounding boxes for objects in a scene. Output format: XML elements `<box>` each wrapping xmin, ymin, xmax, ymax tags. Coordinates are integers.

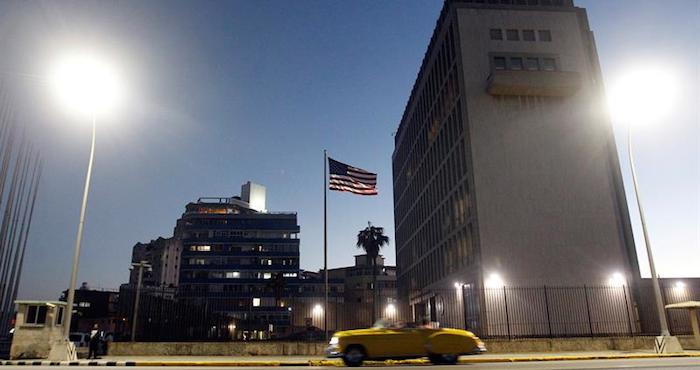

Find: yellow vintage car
<box><xmin>326</xmin><ymin>321</ymin><xmax>486</xmax><ymax>366</ymax></box>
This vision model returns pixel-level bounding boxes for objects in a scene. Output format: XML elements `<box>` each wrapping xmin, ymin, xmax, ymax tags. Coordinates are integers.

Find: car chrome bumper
<box><xmin>325</xmin><ymin>345</ymin><xmax>343</xmax><ymax>358</ymax></box>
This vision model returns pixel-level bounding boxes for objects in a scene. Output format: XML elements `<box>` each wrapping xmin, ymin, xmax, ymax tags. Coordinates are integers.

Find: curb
<box><xmin>2</xmin><ymin>353</ymin><xmax>699</xmax><ymax>366</ymax></box>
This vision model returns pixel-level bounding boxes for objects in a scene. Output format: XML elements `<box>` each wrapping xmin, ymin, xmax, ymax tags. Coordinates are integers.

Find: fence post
<box><xmin>660</xmin><ymin>281</ymin><xmax>673</xmax><ymax>334</ymax></box>
<box><xmin>583</xmin><ymin>285</ymin><xmax>593</xmax><ymax>336</ymax></box>
<box><xmin>503</xmin><ymin>287</ymin><xmax>511</xmax><ymax>340</ymax></box>
<box><xmin>620</xmin><ymin>285</ymin><xmax>632</xmax><ymax>336</ymax></box>
<box><xmin>462</xmin><ymin>285</ymin><xmax>469</xmax><ymax>330</ymax></box>
<box><xmin>543</xmin><ymin>285</ymin><xmax>552</xmax><ymax>338</ymax></box>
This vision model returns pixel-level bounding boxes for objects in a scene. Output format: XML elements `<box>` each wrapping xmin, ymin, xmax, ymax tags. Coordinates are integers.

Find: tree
<box><xmin>356</xmin><ymin>222</ymin><xmax>390</xmax><ymax>324</ymax></box>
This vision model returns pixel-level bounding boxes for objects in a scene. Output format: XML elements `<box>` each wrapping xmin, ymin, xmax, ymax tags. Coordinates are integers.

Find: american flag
<box><xmin>328</xmin><ymin>157</ymin><xmax>378</xmax><ymax>195</ymax></box>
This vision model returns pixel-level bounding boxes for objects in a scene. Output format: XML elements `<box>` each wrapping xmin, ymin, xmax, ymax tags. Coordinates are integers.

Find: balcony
<box><xmin>486</xmin><ymin>70</ymin><xmax>581</xmax><ymax>97</ymax></box>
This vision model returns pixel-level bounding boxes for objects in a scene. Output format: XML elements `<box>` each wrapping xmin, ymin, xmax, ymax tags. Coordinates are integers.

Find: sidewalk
<box><xmin>2</xmin><ymin>350</ymin><xmax>699</xmax><ymax>366</ymax></box>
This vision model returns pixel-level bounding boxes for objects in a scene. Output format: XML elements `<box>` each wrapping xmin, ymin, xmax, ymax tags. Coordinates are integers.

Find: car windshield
<box><xmin>372</xmin><ymin>319</ymin><xmax>391</xmax><ymax>329</ymax></box>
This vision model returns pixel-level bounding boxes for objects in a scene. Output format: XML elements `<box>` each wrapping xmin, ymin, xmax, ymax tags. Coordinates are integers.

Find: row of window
<box><xmin>186</xmin><ymin>257</ymin><xmax>297</xmax><ymax>266</ymax></box>
<box><xmin>394</xmin><ymin>21</ymin><xmax>458</xmax><ymax>177</ymax></box>
<box><xmin>179</xmin><ymin>283</ymin><xmax>343</xmax><ymax>294</ymax></box>
<box><xmin>182</xmin><ymin>271</ymin><xmax>298</xmax><ymax>280</ymax></box>
<box><xmin>183</xmin><ymin>230</ymin><xmax>298</xmax><ymax>239</ymax></box>
<box><xmin>493</xmin><ymin>55</ymin><xmax>557</xmax><ymax>71</ymax></box>
<box><xmin>187</xmin><ymin>244</ymin><xmax>299</xmax><ymax>253</ymax></box>
<box><xmin>395</xmin><ymin>103</ymin><xmax>468</xmax><ymax>237</ymax></box>
<box><xmin>490</xmin><ymin>28</ymin><xmax>551</xmax><ymax>42</ymax></box>
<box><xmin>464</xmin><ymin>0</ymin><xmax>566</xmax><ymax>6</ymax></box>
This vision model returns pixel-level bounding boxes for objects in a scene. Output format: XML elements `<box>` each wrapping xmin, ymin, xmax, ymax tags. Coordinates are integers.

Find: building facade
<box><xmin>175</xmin><ymin>183</ymin><xmax>301</xmax><ymax>339</ymax></box>
<box><xmin>328</xmin><ymin>255</ymin><xmax>398</xmax><ymax>329</ymax></box>
<box><xmin>392</xmin><ymin>0</ymin><xmax>640</xmax><ymax>331</ymax></box>
<box><xmin>128</xmin><ymin>237</ymin><xmax>181</xmax><ymax>288</ymax></box>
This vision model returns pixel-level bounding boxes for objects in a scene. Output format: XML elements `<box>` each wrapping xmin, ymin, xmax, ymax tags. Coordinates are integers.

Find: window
<box><xmin>56</xmin><ymin>306</ymin><xmax>64</xmax><ymax>326</ymax></box>
<box><xmin>283</xmin><ymin>272</ymin><xmax>297</xmax><ymax>277</ymax></box>
<box><xmin>526</xmin><ymin>57</ymin><xmax>540</xmax><ymax>70</ymax></box>
<box><xmin>493</xmin><ymin>57</ymin><xmax>506</xmax><ymax>70</ymax></box>
<box><xmin>538</xmin><ymin>30</ymin><xmax>552</xmax><ymax>42</ymax></box>
<box><xmin>522</xmin><ymin>30</ymin><xmax>535</xmax><ymax>41</ymax></box>
<box><xmin>489</xmin><ymin>29</ymin><xmax>503</xmax><ymax>40</ymax></box>
<box><xmin>263</xmin><ymin>273</ymin><xmax>272</xmax><ymax>279</ymax></box>
<box><xmin>506</xmin><ymin>29</ymin><xmax>519</xmax><ymax>41</ymax></box>
<box><xmin>78</xmin><ymin>302</ymin><xmax>91</xmax><ymax>308</ymax></box>
<box><xmin>543</xmin><ymin>58</ymin><xmax>556</xmax><ymax>71</ymax></box>
<box><xmin>252</xmin><ymin>298</ymin><xmax>261</xmax><ymax>307</ymax></box>
<box><xmin>190</xmin><ymin>245</ymin><xmax>211</xmax><ymax>252</ymax></box>
<box><xmin>225</xmin><ymin>271</ymin><xmax>240</xmax><ymax>278</ymax></box>
<box><xmin>25</xmin><ymin>305</ymin><xmax>47</xmax><ymax>325</ymax></box>
<box><xmin>510</xmin><ymin>57</ymin><xmax>523</xmax><ymax>70</ymax></box>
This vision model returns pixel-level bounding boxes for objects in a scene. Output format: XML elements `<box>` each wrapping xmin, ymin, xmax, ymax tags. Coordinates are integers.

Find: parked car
<box><xmin>326</xmin><ymin>320</ymin><xmax>486</xmax><ymax>366</ymax></box>
<box><xmin>69</xmin><ymin>332</ymin><xmax>89</xmax><ymax>348</ymax></box>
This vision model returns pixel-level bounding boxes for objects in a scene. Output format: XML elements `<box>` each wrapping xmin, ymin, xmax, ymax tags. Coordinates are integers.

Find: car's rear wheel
<box><xmin>428</xmin><ymin>353</ymin><xmax>458</xmax><ymax>365</ymax></box>
<box><xmin>342</xmin><ymin>345</ymin><xmax>365</xmax><ymax>367</ymax></box>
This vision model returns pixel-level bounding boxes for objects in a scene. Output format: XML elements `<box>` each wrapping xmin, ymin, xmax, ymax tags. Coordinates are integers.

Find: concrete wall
<box><xmin>108</xmin><ymin>341</ymin><xmax>327</xmax><ymax>356</ymax></box>
<box><xmin>108</xmin><ymin>336</ymin><xmax>697</xmax><ymax>356</ymax></box>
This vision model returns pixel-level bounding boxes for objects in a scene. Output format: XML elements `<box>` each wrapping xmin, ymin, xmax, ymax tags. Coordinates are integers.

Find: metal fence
<box><xmin>116</xmin><ymin>287</ymin><xmax>349</xmax><ymax>341</ymax></box>
<box><xmin>412</xmin><ymin>284</ymin><xmax>700</xmax><ymax>339</ymax></box>
<box><xmin>104</xmin><ymin>283</ymin><xmax>699</xmax><ymax>342</ymax></box>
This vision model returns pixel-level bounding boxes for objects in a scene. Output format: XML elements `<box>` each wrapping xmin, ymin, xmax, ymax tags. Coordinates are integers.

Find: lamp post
<box><xmin>626</xmin><ymin>124</ymin><xmax>670</xmax><ymax>336</ymax></box>
<box><xmin>130</xmin><ymin>261</ymin><xmax>152</xmax><ymax>342</ymax></box>
<box><xmin>47</xmin><ymin>52</ymin><xmax>122</xmax><ymax>360</ymax></box>
<box><xmin>62</xmin><ymin>114</ymin><xmax>96</xmax><ymax>341</ymax></box>
<box><xmin>608</xmin><ymin>66</ymin><xmax>682</xmax><ymax>352</ymax></box>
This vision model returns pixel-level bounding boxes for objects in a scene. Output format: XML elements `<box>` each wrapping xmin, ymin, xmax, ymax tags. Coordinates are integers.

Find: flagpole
<box><xmin>323</xmin><ymin>149</ymin><xmax>328</xmax><ymax>342</ymax></box>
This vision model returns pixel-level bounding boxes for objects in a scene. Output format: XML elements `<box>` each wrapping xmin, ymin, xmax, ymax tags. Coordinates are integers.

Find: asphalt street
<box><xmin>1</xmin><ymin>358</ymin><xmax>699</xmax><ymax>370</ymax></box>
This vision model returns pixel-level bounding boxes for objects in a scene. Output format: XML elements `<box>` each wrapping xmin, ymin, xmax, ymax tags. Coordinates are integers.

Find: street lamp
<box><xmin>608</xmin><ymin>66</ymin><xmax>681</xmax><ymax>352</ymax></box>
<box><xmin>48</xmin><ymin>52</ymin><xmax>123</xmax><ymax>360</ymax></box>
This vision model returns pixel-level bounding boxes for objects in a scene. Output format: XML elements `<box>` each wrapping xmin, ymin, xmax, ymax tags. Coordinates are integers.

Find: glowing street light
<box><xmin>49</xmin><ymin>52</ymin><xmax>123</xmax><ymax>118</ymax></box>
<box><xmin>608</xmin><ymin>66</ymin><xmax>677</xmax><ymax>342</ymax></box>
<box><xmin>484</xmin><ymin>273</ymin><xmax>505</xmax><ymax>289</ymax></box>
<box><xmin>607</xmin><ymin>272</ymin><xmax>626</xmax><ymax>287</ymax></box>
<box><xmin>385</xmin><ymin>303</ymin><xmax>397</xmax><ymax>317</ymax></box>
<box><xmin>49</xmin><ymin>52</ymin><xmax>123</xmax><ymax>357</ymax></box>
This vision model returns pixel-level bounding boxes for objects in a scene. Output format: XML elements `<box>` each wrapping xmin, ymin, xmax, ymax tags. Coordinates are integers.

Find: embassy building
<box><xmin>392</xmin><ymin>0</ymin><xmax>642</xmax><ymax>333</ymax></box>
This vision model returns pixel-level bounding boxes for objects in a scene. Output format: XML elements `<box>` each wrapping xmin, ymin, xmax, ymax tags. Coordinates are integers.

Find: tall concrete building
<box><xmin>392</xmin><ymin>0</ymin><xmax>639</xmax><ymax>325</ymax></box>
<box><xmin>128</xmin><ymin>237</ymin><xmax>181</xmax><ymax>288</ymax></box>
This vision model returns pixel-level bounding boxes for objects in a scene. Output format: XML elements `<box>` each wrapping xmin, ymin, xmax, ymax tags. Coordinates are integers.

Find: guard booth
<box><xmin>10</xmin><ymin>301</ymin><xmax>67</xmax><ymax>359</ymax></box>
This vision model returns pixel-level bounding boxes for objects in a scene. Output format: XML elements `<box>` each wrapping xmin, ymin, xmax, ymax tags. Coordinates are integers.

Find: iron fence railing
<box><xmin>92</xmin><ymin>283</ymin><xmax>699</xmax><ymax>342</ymax></box>
<box><xmin>411</xmin><ymin>284</ymin><xmax>699</xmax><ymax>339</ymax></box>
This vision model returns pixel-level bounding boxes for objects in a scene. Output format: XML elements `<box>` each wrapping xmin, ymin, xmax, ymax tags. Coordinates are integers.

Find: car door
<box><xmin>384</xmin><ymin>328</ymin><xmax>427</xmax><ymax>358</ymax></box>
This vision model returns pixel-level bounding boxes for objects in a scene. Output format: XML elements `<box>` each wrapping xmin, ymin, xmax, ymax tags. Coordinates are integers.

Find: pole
<box><xmin>623</xmin><ymin>285</ymin><xmax>633</xmax><ymax>336</ymax></box>
<box><xmin>131</xmin><ymin>263</ymin><xmax>145</xmax><ymax>342</ymax></box>
<box><xmin>461</xmin><ymin>285</ymin><xmax>468</xmax><ymax>330</ymax></box>
<box><xmin>627</xmin><ymin>124</ymin><xmax>670</xmax><ymax>336</ymax></box>
<box><xmin>503</xmin><ymin>287</ymin><xmax>510</xmax><ymax>339</ymax></box>
<box><xmin>323</xmin><ymin>150</ymin><xmax>328</xmax><ymax>341</ymax></box>
<box><xmin>584</xmin><ymin>285</ymin><xmax>593</xmax><ymax>336</ymax></box>
<box><xmin>64</xmin><ymin>116</ymin><xmax>96</xmax><ymax>339</ymax></box>
<box><xmin>543</xmin><ymin>286</ymin><xmax>552</xmax><ymax>338</ymax></box>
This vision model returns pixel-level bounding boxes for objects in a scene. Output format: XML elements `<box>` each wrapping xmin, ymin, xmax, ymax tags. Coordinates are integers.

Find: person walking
<box><xmin>88</xmin><ymin>324</ymin><xmax>101</xmax><ymax>359</ymax></box>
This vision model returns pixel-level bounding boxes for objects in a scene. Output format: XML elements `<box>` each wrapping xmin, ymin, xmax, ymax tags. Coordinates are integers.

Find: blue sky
<box><xmin>0</xmin><ymin>0</ymin><xmax>696</xmax><ymax>299</ymax></box>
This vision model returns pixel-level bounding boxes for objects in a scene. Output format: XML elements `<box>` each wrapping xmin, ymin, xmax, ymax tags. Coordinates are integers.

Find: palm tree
<box><xmin>356</xmin><ymin>222</ymin><xmax>390</xmax><ymax>324</ymax></box>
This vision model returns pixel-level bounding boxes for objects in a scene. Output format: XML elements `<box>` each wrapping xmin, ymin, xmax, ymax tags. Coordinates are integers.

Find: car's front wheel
<box><xmin>342</xmin><ymin>345</ymin><xmax>366</xmax><ymax>367</ymax></box>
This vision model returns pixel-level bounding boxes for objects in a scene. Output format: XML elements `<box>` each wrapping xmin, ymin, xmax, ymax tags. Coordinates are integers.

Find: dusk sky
<box><xmin>0</xmin><ymin>0</ymin><xmax>696</xmax><ymax>300</ymax></box>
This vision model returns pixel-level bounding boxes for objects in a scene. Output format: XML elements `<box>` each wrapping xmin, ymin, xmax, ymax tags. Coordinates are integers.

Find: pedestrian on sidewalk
<box><xmin>88</xmin><ymin>323</ymin><xmax>102</xmax><ymax>359</ymax></box>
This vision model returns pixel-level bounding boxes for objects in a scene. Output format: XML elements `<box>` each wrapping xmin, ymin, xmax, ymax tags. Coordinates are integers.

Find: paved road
<box><xmin>2</xmin><ymin>357</ymin><xmax>699</xmax><ymax>369</ymax></box>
